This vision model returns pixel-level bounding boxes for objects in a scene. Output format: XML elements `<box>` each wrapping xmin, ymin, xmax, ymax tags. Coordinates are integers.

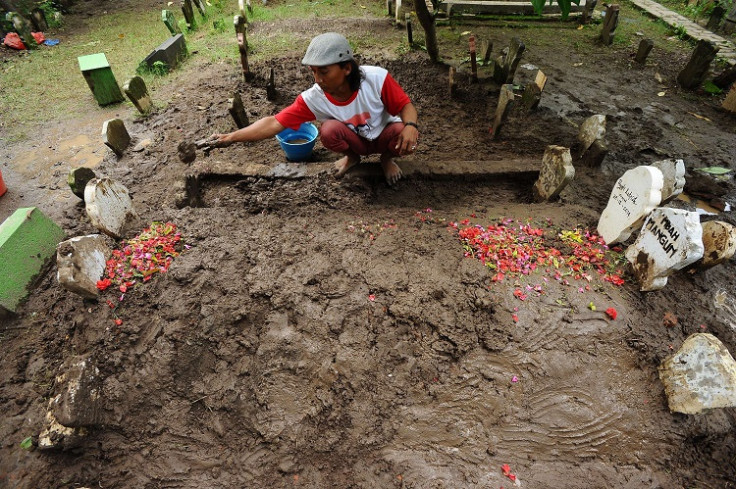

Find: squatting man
<box><xmin>210</xmin><ymin>32</ymin><xmax>419</xmax><ymax>185</ymax></box>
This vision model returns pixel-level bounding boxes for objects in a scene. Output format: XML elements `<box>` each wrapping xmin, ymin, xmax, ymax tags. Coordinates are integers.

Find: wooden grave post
<box><xmin>234</xmin><ymin>15</ymin><xmax>253</xmax><ymax>82</ymax></box>
<box><xmin>449</xmin><ymin>66</ymin><xmax>457</xmax><ymax>98</ymax></box>
<box><xmin>229</xmin><ymin>92</ymin><xmax>250</xmax><ymax>128</ymax></box>
<box><xmin>469</xmin><ymin>36</ymin><xmax>478</xmax><ymax>82</ymax></box>
<box><xmin>491</xmin><ymin>84</ymin><xmax>515</xmax><ymax>140</ymax></box>
<box><xmin>706</xmin><ymin>6</ymin><xmax>725</xmax><ymax>31</ymax></box>
<box><xmin>181</xmin><ymin>0</ymin><xmax>196</xmax><ymax>30</ymax></box>
<box><xmin>406</xmin><ymin>13</ymin><xmax>413</xmax><ymax>45</ymax></box>
<box><xmin>266</xmin><ymin>67</ymin><xmax>277</xmax><ymax>100</ymax></box>
<box><xmin>600</xmin><ymin>4</ymin><xmax>620</xmax><ymax>45</ymax></box>
<box><xmin>580</xmin><ymin>0</ymin><xmax>598</xmax><ymax>25</ymax></box>
<box><xmin>635</xmin><ymin>39</ymin><xmax>654</xmax><ymax>65</ymax></box>
<box><xmin>481</xmin><ymin>39</ymin><xmax>493</xmax><ymax>66</ymax></box>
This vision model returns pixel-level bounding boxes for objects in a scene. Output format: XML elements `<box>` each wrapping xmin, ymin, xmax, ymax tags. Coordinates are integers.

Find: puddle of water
<box><xmin>677</xmin><ymin>193</ymin><xmax>731</xmax><ymax>215</ymax></box>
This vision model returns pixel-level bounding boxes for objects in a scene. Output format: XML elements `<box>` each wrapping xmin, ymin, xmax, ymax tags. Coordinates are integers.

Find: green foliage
<box><xmin>212</xmin><ymin>17</ymin><xmax>226</xmax><ymax>32</ymax></box>
<box><xmin>137</xmin><ymin>60</ymin><xmax>169</xmax><ymax>77</ymax></box>
<box><xmin>530</xmin><ymin>0</ymin><xmax>581</xmax><ymax>19</ymax></box>
<box><xmin>20</xmin><ymin>437</ymin><xmax>33</xmax><ymax>450</ymax></box>
<box><xmin>672</xmin><ymin>23</ymin><xmax>688</xmax><ymax>40</ymax></box>
<box><xmin>703</xmin><ymin>80</ymin><xmax>723</xmax><ymax>95</ymax></box>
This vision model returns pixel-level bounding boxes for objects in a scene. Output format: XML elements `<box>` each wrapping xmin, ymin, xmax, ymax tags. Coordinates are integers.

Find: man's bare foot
<box><xmin>334</xmin><ymin>155</ymin><xmax>360</xmax><ymax>178</ymax></box>
<box><xmin>380</xmin><ymin>154</ymin><xmax>403</xmax><ymax>186</ymax></box>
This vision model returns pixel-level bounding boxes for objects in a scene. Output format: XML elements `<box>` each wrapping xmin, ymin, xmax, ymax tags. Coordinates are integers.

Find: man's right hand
<box><xmin>202</xmin><ymin>133</ymin><xmax>232</xmax><ymax>148</ymax></box>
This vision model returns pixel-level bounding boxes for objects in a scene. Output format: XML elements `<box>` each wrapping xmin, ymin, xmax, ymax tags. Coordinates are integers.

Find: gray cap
<box><xmin>301</xmin><ymin>32</ymin><xmax>354</xmax><ymax>66</ymax></box>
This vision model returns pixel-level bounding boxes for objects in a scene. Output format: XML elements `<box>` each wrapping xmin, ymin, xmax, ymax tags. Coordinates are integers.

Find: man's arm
<box><xmin>212</xmin><ymin>116</ymin><xmax>286</xmax><ymax>147</ymax></box>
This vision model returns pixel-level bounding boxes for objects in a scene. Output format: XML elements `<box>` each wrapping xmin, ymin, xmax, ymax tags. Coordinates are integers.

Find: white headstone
<box><xmin>650</xmin><ymin>158</ymin><xmax>685</xmax><ymax>204</ymax></box>
<box><xmin>84</xmin><ymin>178</ymin><xmax>138</xmax><ymax>239</ymax></box>
<box><xmin>625</xmin><ymin>208</ymin><xmax>704</xmax><ymax>291</ymax></box>
<box><xmin>578</xmin><ymin>114</ymin><xmax>606</xmax><ymax>153</ymax></box>
<box><xmin>533</xmin><ymin>145</ymin><xmax>575</xmax><ymax>202</ymax></box>
<box><xmin>597</xmin><ymin>166</ymin><xmax>664</xmax><ymax>244</ymax></box>
<box><xmin>57</xmin><ymin>235</ymin><xmax>111</xmax><ymax>299</ymax></box>
<box><xmin>700</xmin><ymin>220</ymin><xmax>736</xmax><ymax>268</ymax></box>
<box><xmin>659</xmin><ymin>333</ymin><xmax>736</xmax><ymax>414</ymax></box>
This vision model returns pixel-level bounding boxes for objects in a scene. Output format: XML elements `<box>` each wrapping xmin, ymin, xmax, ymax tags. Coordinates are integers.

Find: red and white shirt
<box><xmin>275</xmin><ymin>66</ymin><xmax>411</xmax><ymax>141</ymax></box>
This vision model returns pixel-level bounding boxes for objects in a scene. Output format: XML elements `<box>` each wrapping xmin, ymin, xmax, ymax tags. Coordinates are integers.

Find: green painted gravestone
<box><xmin>78</xmin><ymin>53</ymin><xmax>125</xmax><ymax>106</ymax></box>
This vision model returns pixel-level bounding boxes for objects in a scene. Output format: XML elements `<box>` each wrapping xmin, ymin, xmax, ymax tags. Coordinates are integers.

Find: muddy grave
<box><xmin>2</xmin><ymin>11</ymin><xmax>736</xmax><ymax>489</ymax></box>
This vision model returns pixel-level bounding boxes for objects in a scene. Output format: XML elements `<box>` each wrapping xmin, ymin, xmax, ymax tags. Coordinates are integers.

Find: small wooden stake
<box><xmin>406</xmin><ymin>13</ymin><xmax>413</xmax><ymax>45</ymax></box>
<box><xmin>266</xmin><ymin>67</ymin><xmax>277</xmax><ymax>100</ymax></box>
<box><xmin>635</xmin><ymin>39</ymin><xmax>654</xmax><ymax>65</ymax></box>
<box><xmin>481</xmin><ymin>39</ymin><xmax>493</xmax><ymax>66</ymax></box>
<box><xmin>235</xmin><ymin>15</ymin><xmax>253</xmax><ymax>82</ymax></box>
<box><xmin>469</xmin><ymin>36</ymin><xmax>478</xmax><ymax>82</ymax></box>
<box><xmin>449</xmin><ymin>66</ymin><xmax>457</xmax><ymax>98</ymax></box>
<box><xmin>600</xmin><ymin>4</ymin><xmax>620</xmax><ymax>45</ymax></box>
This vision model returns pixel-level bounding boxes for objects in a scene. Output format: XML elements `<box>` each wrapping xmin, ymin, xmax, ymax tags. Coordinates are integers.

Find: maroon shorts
<box><xmin>319</xmin><ymin>119</ymin><xmax>404</xmax><ymax>157</ymax></box>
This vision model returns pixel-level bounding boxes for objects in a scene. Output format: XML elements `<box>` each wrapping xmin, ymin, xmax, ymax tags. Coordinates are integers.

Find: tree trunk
<box><xmin>412</xmin><ymin>0</ymin><xmax>439</xmax><ymax>63</ymax></box>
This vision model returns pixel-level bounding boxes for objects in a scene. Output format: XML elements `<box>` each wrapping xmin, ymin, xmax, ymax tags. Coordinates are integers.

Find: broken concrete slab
<box><xmin>659</xmin><ymin>333</ymin><xmax>736</xmax><ymax>414</ymax></box>
<box><xmin>625</xmin><ymin>208</ymin><xmax>704</xmax><ymax>291</ymax></box>
<box><xmin>51</xmin><ymin>355</ymin><xmax>103</xmax><ymax>427</ymax></box>
<box><xmin>533</xmin><ymin>145</ymin><xmax>575</xmax><ymax>202</ymax></box>
<box><xmin>699</xmin><ymin>220</ymin><xmax>736</xmax><ymax>269</ymax></box>
<box><xmin>597</xmin><ymin>165</ymin><xmax>663</xmax><ymax>244</ymax></box>
<box><xmin>84</xmin><ymin>178</ymin><xmax>138</xmax><ymax>239</ymax></box>
<box><xmin>650</xmin><ymin>158</ymin><xmax>685</xmax><ymax>205</ymax></box>
<box><xmin>56</xmin><ymin>235</ymin><xmax>111</xmax><ymax>299</ymax></box>
<box><xmin>490</xmin><ymin>84</ymin><xmax>515</xmax><ymax>140</ymax></box>
<box><xmin>67</xmin><ymin>167</ymin><xmax>97</xmax><ymax>200</ymax></box>
<box><xmin>0</xmin><ymin>208</ymin><xmax>66</xmax><ymax>314</ymax></box>
<box><xmin>101</xmin><ymin>118</ymin><xmax>131</xmax><ymax>157</ymax></box>
<box><xmin>123</xmin><ymin>75</ymin><xmax>152</xmax><ymax>115</ymax></box>
<box><xmin>677</xmin><ymin>40</ymin><xmax>719</xmax><ymax>90</ymax></box>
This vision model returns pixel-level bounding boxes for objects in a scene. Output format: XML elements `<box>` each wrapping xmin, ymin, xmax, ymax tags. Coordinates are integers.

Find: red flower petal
<box><xmin>605</xmin><ymin>307</ymin><xmax>617</xmax><ymax>320</ymax></box>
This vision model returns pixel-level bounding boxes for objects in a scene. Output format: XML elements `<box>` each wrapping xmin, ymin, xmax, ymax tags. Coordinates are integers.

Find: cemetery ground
<box><xmin>2</xmin><ymin>0</ymin><xmax>736</xmax><ymax>487</ymax></box>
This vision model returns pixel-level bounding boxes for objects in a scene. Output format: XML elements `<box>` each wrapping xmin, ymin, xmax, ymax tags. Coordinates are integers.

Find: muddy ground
<box><xmin>2</xmin><ymin>0</ymin><xmax>736</xmax><ymax>487</ymax></box>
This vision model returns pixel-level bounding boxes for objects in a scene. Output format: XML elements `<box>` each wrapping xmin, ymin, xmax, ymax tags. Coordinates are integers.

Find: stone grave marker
<box><xmin>677</xmin><ymin>40</ymin><xmax>719</xmax><ymax>90</ymax></box>
<box><xmin>597</xmin><ymin>165</ymin><xmax>663</xmax><ymax>244</ymax></box>
<box><xmin>142</xmin><ymin>34</ymin><xmax>188</xmax><ymax>72</ymax></box>
<box><xmin>650</xmin><ymin>158</ymin><xmax>685</xmax><ymax>204</ymax></box>
<box><xmin>481</xmin><ymin>39</ymin><xmax>492</xmax><ymax>66</ymax></box>
<box><xmin>84</xmin><ymin>178</ymin><xmax>138</xmax><ymax>239</ymax></box>
<box><xmin>229</xmin><ymin>92</ymin><xmax>249</xmax><ymax>129</ymax></box>
<box><xmin>162</xmin><ymin>9</ymin><xmax>181</xmax><ymax>35</ymax></box>
<box><xmin>706</xmin><ymin>5</ymin><xmax>725</xmax><ymax>31</ymax></box>
<box><xmin>533</xmin><ymin>146</ymin><xmax>575</xmax><ymax>202</ymax></box>
<box><xmin>193</xmin><ymin>0</ymin><xmax>207</xmax><ymax>18</ymax></box>
<box><xmin>699</xmin><ymin>220</ymin><xmax>736</xmax><ymax>268</ymax></box>
<box><xmin>723</xmin><ymin>83</ymin><xmax>736</xmax><ymax>113</ymax></box>
<box><xmin>625</xmin><ymin>208</ymin><xmax>704</xmax><ymax>291</ymax></box>
<box><xmin>635</xmin><ymin>39</ymin><xmax>654</xmax><ymax>64</ymax></box>
<box><xmin>395</xmin><ymin>0</ymin><xmax>403</xmax><ymax>25</ymax></box>
<box><xmin>578</xmin><ymin>114</ymin><xmax>606</xmax><ymax>153</ymax></box>
<box><xmin>493</xmin><ymin>37</ymin><xmax>525</xmax><ymax>84</ymax></box>
<box><xmin>67</xmin><ymin>167</ymin><xmax>97</xmax><ymax>200</ymax></box>
<box><xmin>56</xmin><ymin>235</ymin><xmax>111</xmax><ymax>299</ymax></box>
<box><xmin>7</xmin><ymin>12</ymin><xmax>36</xmax><ymax>48</ymax></box>
<box><xmin>38</xmin><ymin>405</ymin><xmax>88</xmax><ymax>450</ymax></box>
<box><xmin>490</xmin><ymin>84</ymin><xmax>515</xmax><ymax>140</ymax></box>
<box><xmin>78</xmin><ymin>53</ymin><xmax>125</xmax><ymax>106</ymax></box>
<box><xmin>102</xmin><ymin>119</ymin><xmax>130</xmax><ymax>157</ymax></box>
<box><xmin>30</xmin><ymin>8</ymin><xmax>48</xmax><ymax>32</ymax></box>
<box><xmin>51</xmin><ymin>355</ymin><xmax>103</xmax><ymax>427</ymax></box>
<box><xmin>520</xmin><ymin>69</ymin><xmax>547</xmax><ymax>111</ymax></box>
<box><xmin>123</xmin><ymin>76</ymin><xmax>152</xmax><ymax>115</ymax></box>
<box><xmin>713</xmin><ymin>64</ymin><xmax>736</xmax><ymax>90</ymax></box>
<box><xmin>659</xmin><ymin>333</ymin><xmax>736</xmax><ymax>414</ymax></box>
<box><xmin>181</xmin><ymin>0</ymin><xmax>196</xmax><ymax>29</ymax></box>
<box><xmin>600</xmin><ymin>4</ymin><xmax>620</xmax><ymax>45</ymax></box>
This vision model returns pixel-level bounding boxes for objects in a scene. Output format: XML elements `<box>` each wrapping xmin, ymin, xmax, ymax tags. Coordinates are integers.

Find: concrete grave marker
<box><xmin>102</xmin><ymin>119</ymin><xmax>131</xmax><ymax>157</ymax></box>
<box><xmin>578</xmin><ymin>114</ymin><xmax>606</xmax><ymax>153</ymax></box>
<box><xmin>78</xmin><ymin>53</ymin><xmax>125</xmax><ymax>106</ymax></box>
<box><xmin>659</xmin><ymin>333</ymin><xmax>736</xmax><ymax>414</ymax></box>
<box><xmin>67</xmin><ymin>167</ymin><xmax>97</xmax><ymax>200</ymax></box>
<box><xmin>490</xmin><ymin>84</ymin><xmax>515</xmax><ymax>140</ymax></box>
<box><xmin>677</xmin><ymin>40</ymin><xmax>719</xmax><ymax>90</ymax></box>
<box><xmin>84</xmin><ymin>178</ymin><xmax>138</xmax><ymax>239</ymax></box>
<box><xmin>56</xmin><ymin>235</ymin><xmax>111</xmax><ymax>299</ymax></box>
<box><xmin>723</xmin><ymin>84</ymin><xmax>736</xmax><ymax>113</ymax></box>
<box><xmin>520</xmin><ymin>69</ymin><xmax>547</xmax><ymax>111</ymax></box>
<box><xmin>597</xmin><ymin>166</ymin><xmax>663</xmax><ymax>244</ymax></box>
<box><xmin>635</xmin><ymin>39</ymin><xmax>654</xmax><ymax>64</ymax></box>
<box><xmin>650</xmin><ymin>158</ymin><xmax>685</xmax><ymax>205</ymax></box>
<box><xmin>533</xmin><ymin>146</ymin><xmax>575</xmax><ymax>202</ymax></box>
<box><xmin>143</xmin><ymin>34</ymin><xmax>188</xmax><ymax>72</ymax></box>
<box><xmin>625</xmin><ymin>208</ymin><xmax>704</xmax><ymax>291</ymax></box>
<box><xmin>123</xmin><ymin>76</ymin><xmax>152</xmax><ymax>115</ymax></box>
<box><xmin>51</xmin><ymin>355</ymin><xmax>103</xmax><ymax>427</ymax></box>
<box><xmin>181</xmin><ymin>0</ymin><xmax>196</xmax><ymax>29</ymax></box>
<box><xmin>493</xmin><ymin>37</ymin><xmax>525</xmax><ymax>84</ymax></box>
<box><xmin>699</xmin><ymin>220</ymin><xmax>736</xmax><ymax>268</ymax></box>
<box><xmin>580</xmin><ymin>0</ymin><xmax>598</xmax><ymax>24</ymax></box>
<box><xmin>0</xmin><ymin>208</ymin><xmax>66</xmax><ymax>315</ymax></box>
<box><xmin>600</xmin><ymin>4</ymin><xmax>620</xmax><ymax>45</ymax></box>
<box><xmin>162</xmin><ymin>9</ymin><xmax>181</xmax><ymax>35</ymax></box>
<box><xmin>229</xmin><ymin>92</ymin><xmax>249</xmax><ymax>129</ymax></box>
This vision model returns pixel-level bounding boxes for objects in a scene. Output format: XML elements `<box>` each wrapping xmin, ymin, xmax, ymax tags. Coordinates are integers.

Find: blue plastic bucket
<box><xmin>275</xmin><ymin>122</ymin><xmax>319</xmax><ymax>161</ymax></box>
